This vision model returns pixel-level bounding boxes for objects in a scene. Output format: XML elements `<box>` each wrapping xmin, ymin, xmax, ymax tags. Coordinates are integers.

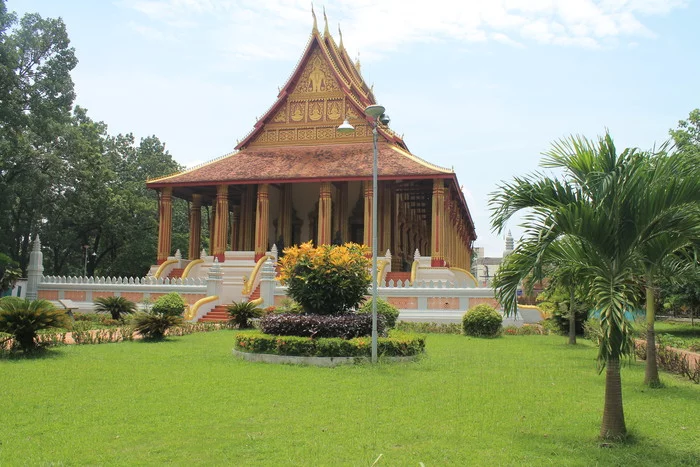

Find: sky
<box><xmin>8</xmin><ymin>0</ymin><xmax>700</xmax><ymax>257</ymax></box>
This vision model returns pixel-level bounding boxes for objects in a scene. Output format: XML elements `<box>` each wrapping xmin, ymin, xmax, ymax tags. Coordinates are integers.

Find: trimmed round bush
<box><xmin>278</xmin><ymin>242</ymin><xmax>371</xmax><ymax>315</ymax></box>
<box><xmin>462</xmin><ymin>304</ymin><xmax>502</xmax><ymax>338</ymax></box>
<box><xmin>151</xmin><ymin>292</ymin><xmax>186</xmax><ymax>317</ymax></box>
<box><xmin>358</xmin><ymin>298</ymin><xmax>399</xmax><ymax>329</ymax></box>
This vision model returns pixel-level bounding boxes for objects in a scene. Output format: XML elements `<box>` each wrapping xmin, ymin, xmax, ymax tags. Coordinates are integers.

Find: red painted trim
<box><xmin>157</xmin><ymin>258</ymin><xmax>166</xmax><ymax>265</ymax></box>
<box><xmin>214</xmin><ymin>253</ymin><xmax>225</xmax><ymax>263</ymax></box>
<box><xmin>254</xmin><ymin>252</ymin><xmax>265</xmax><ymax>262</ymax></box>
<box><xmin>431</xmin><ymin>258</ymin><xmax>445</xmax><ymax>267</ymax></box>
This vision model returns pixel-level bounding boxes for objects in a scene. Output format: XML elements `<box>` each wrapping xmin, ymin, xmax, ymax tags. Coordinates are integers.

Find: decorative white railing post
<box><xmin>271</xmin><ymin>244</ymin><xmax>278</xmax><ymax>263</ymax></box>
<box><xmin>26</xmin><ymin>235</ymin><xmax>43</xmax><ymax>300</ymax></box>
<box><xmin>385</xmin><ymin>249</ymin><xmax>392</xmax><ymax>273</ymax></box>
<box><xmin>206</xmin><ymin>258</ymin><xmax>223</xmax><ymax>297</ymax></box>
<box><xmin>260</xmin><ymin>257</ymin><xmax>276</xmax><ymax>306</ymax></box>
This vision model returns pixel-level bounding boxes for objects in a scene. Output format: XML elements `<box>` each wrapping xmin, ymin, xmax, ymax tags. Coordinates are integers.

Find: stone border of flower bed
<box><xmin>232</xmin><ymin>349</ymin><xmax>420</xmax><ymax>367</ymax></box>
<box><xmin>232</xmin><ymin>330</ymin><xmax>425</xmax><ymax>366</ymax></box>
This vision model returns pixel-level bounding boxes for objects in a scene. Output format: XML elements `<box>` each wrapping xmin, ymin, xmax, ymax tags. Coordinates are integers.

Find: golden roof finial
<box><xmin>355</xmin><ymin>51</ymin><xmax>361</xmax><ymax>72</ymax></box>
<box><xmin>338</xmin><ymin>24</ymin><xmax>344</xmax><ymax>49</ymax></box>
<box><xmin>323</xmin><ymin>6</ymin><xmax>329</xmax><ymax>36</ymax></box>
<box><xmin>311</xmin><ymin>3</ymin><xmax>318</xmax><ymax>33</ymax></box>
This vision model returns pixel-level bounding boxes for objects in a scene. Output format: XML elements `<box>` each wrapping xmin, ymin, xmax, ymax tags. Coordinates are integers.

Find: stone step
<box><xmin>168</xmin><ymin>268</ymin><xmax>185</xmax><ymax>278</ymax></box>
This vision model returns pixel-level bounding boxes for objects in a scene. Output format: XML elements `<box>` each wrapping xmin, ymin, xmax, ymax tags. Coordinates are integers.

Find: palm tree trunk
<box><xmin>600</xmin><ymin>357</ymin><xmax>626</xmax><ymax>440</ymax></box>
<box><xmin>568</xmin><ymin>287</ymin><xmax>576</xmax><ymax>345</ymax></box>
<box><xmin>644</xmin><ymin>283</ymin><xmax>660</xmax><ymax>387</ymax></box>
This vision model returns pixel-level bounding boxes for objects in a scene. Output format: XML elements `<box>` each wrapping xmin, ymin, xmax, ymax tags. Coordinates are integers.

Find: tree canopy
<box><xmin>0</xmin><ymin>1</ymin><xmax>189</xmax><ymax>278</ymax></box>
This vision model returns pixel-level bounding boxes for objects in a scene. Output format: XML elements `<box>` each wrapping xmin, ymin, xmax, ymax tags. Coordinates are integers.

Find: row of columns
<box><xmin>156</xmin><ymin>179</ymin><xmax>473</xmax><ymax>267</ymax></box>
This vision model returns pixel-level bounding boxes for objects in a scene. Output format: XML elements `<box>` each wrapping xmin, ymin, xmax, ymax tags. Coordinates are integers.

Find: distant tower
<box><xmin>504</xmin><ymin>231</ymin><xmax>514</xmax><ymax>256</ymax></box>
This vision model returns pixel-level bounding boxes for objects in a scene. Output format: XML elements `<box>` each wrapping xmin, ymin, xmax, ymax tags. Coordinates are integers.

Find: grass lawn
<box><xmin>650</xmin><ymin>321</ymin><xmax>700</xmax><ymax>351</ymax></box>
<box><xmin>1</xmin><ymin>331</ymin><xmax>699</xmax><ymax>465</ymax></box>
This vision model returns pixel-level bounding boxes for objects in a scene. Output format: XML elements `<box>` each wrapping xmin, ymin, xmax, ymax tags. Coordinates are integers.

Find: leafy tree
<box><xmin>490</xmin><ymin>132</ymin><xmax>700</xmax><ymax>439</ymax></box>
<box><xmin>0</xmin><ymin>3</ymin><xmax>77</xmax><ymax>273</ymax></box>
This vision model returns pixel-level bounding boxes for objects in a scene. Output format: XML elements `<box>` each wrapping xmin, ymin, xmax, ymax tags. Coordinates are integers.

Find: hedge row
<box><xmin>259</xmin><ymin>312</ymin><xmax>385</xmax><ymax>339</ymax></box>
<box><xmin>234</xmin><ymin>330</ymin><xmax>425</xmax><ymax>357</ymax></box>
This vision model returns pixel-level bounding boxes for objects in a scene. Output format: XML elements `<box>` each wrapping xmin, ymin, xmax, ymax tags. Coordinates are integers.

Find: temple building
<box><xmin>146</xmin><ymin>12</ymin><xmax>476</xmax><ymax>279</ymax></box>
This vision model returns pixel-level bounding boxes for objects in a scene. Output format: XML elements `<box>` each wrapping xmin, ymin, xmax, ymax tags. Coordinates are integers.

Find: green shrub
<box><xmin>234</xmin><ymin>330</ymin><xmax>425</xmax><ymax>358</ymax></box>
<box><xmin>583</xmin><ymin>318</ymin><xmax>603</xmax><ymax>345</ymax></box>
<box><xmin>94</xmin><ymin>296</ymin><xmax>137</xmax><ymax>321</ymax></box>
<box><xmin>537</xmin><ymin>301</ymin><xmax>557</xmax><ymax>318</ymax></box>
<box><xmin>0</xmin><ymin>298</ymin><xmax>69</xmax><ymax>352</ymax></box>
<box><xmin>133</xmin><ymin>312</ymin><xmax>183</xmax><ymax>340</ymax></box>
<box><xmin>548</xmin><ymin>301</ymin><xmax>589</xmax><ymax>335</ymax></box>
<box><xmin>503</xmin><ymin>324</ymin><xmax>547</xmax><ymax>336</ymax></box>
<box><xmin>227</xmin><ymin>300</ymin><xmax>263</xmax><ymax>329</ymax></box>
<box><xmin>260</xmin><ymin>312</ymin><xmax>385</xmax><ymax>339</ymax></box>
<box><xmin>395</xmin><ymin>321</ymin><xmax>462</xmax><ymax>334</ymax></box>
<box><xmin>278</xmin><ymin>242</ymin><xmax>371</xmax><ymax>315</ymax></box>
<box><xmin>151</xmin><ymin>293</ymin><xmax>186</xmax><ymax>317</ymax></box>
<box><xmin>462</xmin><ymin>304</ymin><xmax>502</xmax><ymax>338</ymax></box>
<box><xmin>358</xmin><ymin>298</ymin><xmax>399</xmax><ymax>329</ymax></box>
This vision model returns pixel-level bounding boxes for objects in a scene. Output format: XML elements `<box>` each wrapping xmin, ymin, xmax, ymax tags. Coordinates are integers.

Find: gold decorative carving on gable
<box><xmin>345</xmin><ymin>103</ymin><xmax>360</xmax><ymax>121</ymax></box>
<box><xmin>327</xmin><ymin>99</ymin><xmax>342</xmax><ymax>120</ymax></box>
<box><xmin>272</xmin><ymin>105</ymin><xmax>287</xmax><ymax>123</ymax></box>
<box><xmin>298</xmin><ymin>127</ymin><xmax>315</xmax><ymax>140</ymax></box>
<box><xmin>289</xmin><ymin>101</ymin><xmax>306</xmax><ymax>122</ymax></box>
<box><xmin>308</xmin><ymin>100</ymin><xmax>323</xmax><ymax>121</ymax></box>
<box><xmin>293</xmin><ymin>50</ymin><xmax>339</xmax><ymax>94</ymax></box>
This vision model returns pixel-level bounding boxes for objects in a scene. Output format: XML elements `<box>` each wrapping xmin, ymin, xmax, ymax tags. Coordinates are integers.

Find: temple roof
<box><xmin>147</xmin><ymin>142</ymin><xmax>452</xmax><ymax>187</ymax></box>
<box><xmin>145</xmin><ymin>11</ymin><xmax>476</xmax><ymax>239</ymax></box>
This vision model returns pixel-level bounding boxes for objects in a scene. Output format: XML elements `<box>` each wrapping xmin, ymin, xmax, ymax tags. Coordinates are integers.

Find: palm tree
<box><xmin>94</xmin><ymin>296</ymin><xmax>137</xmax><ymax>321</ymax></box>
<box><xmin>0</xmin><ymin>298</ymin><xmax>69</xmax><ymax>352</ymax></box>
<box><xmin>490</xmin><ymin>132</ymin><xmax>700</xmax><ymax>439</ymax></box>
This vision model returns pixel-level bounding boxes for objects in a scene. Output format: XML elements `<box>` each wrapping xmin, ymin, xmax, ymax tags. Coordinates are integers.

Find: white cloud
<box><xmin>119</xmin><ymin>0</ymin><xmax>688</xmax><ymax>60</ymax></box>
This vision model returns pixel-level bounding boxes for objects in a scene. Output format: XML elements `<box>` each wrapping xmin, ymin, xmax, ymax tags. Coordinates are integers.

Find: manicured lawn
<box><xmin>1</xmin><ymin>331</ymin><xmax>698</xmax><ymax>465</ymax></box>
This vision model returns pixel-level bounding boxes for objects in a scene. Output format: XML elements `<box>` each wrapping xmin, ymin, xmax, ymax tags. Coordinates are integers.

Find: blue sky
<box><xmin>8</xmin><ymin>0</ymin><xmax>699</xmax><ymax>256</ymax></box>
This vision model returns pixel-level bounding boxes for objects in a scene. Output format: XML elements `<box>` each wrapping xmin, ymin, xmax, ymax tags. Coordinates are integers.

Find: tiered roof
<box><xmin>146</xmin><ymin>11</ymin><xmax>475</xmax><ymax>239</ymax></box>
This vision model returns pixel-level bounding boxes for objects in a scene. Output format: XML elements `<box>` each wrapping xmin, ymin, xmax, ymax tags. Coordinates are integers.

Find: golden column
<box><xmin>363</xmin><ymin>181</ymin><xmax>373</xmax><ymax>250</ymax></box>
<box><xmin>431</xmin><ymin>179</ymin><xmax>445</xmax><ymax>267</ymax></box>
<box><xmin>156</xmin><ymin>186</ymin><xmax>173</xmax><ymax>264</ymax></box>
<box><xmin>279</xmin><ymin>185</ymin><xmax>292</xmax><ymax>248</ymax></box>
<box><xmin>211</xmin><ymin>185</ymin><xmax>229</xmax><ymax>262</ymax></box>
<box><xmin>230</xmin><ymin>205</ymin><xmax>240</xmax><ymax>252</ymax></box>
<box><xmin>380</xmin><ymin>184</ymin><xmax>392</xmax><ymax>254</ymax></box>
<box><xmin>317</xmin><ymin>182</ymin><xmax>332</xmax><ymax>245</ymax></box>
<box><xmin>254</xmin><ymin>183</ymin><xmax>269</xmax><ymax>261</ymax></box>
<box><xmin>238</xmin><ymin>185</ymin><xmax>255</xmax><ymax>251</ymax></box>
<box><xmin>334</xmin><ymin>182</ymin><xmax>348</xmax><ymax>243</ymax></box>
<box><xmin>188</xmin><ymin>194</ymin><xmax>202</xmax><ymax>260</ymax></box>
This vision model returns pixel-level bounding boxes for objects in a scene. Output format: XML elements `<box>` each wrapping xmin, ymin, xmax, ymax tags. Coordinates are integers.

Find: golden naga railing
<box><xmin>242</xmin><ymin>255</ymin><xmax>276</xmax><ymax>295</ymax></box>
<box><xmin>154</xmin><ymin>259</ymin><xmax>177</xmax><ymax>279</ymax></box>
<box><xmin>448</xmin><ymin>267</ymin><xmax>478</xmax><ymax>286</ymax></box>
<box><xmin>410</xmin><ymin>259</ymin><xmax>419</xmax><ymax>285</ymax></box>
<box><xmin>376</xmin><ymin>259</ymin><xmax>389</xmax><ymax>286</ymax></box>
<box><xmin>249</xmin><ymin>297</ymin><xmax>264</xmax><ymax>306</ymax></box>
<box><xmin>184</xmin><ymin>295</ymin><xmax>219</xmax><ymax>321</ymax></box>
<box><xmin>181</xmin><ymin>259</ymin><xmax>204</xmax><ymax>278</ymax></box>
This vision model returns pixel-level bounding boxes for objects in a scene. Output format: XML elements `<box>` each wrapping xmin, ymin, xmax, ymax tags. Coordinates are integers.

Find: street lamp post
<box><xmin>337</xmin><ymin>104</ymin><xmax>389</xmax><ymax>363</ymax></box>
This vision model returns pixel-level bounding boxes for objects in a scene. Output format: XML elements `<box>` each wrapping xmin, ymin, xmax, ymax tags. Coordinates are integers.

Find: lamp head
<box><xmin>364</xmin><ymin>104</ymin><xmax>385</xmax><ymax>119</ymax></box>
<box><xmin>379</xmin><ymin>114</ymin><xmax>390</xmax><ymax>126</ymax></box>
<box><xmin>336</xmin><ymin>119</ymin><xmax>355</xmax><ymax>134</ymax></box>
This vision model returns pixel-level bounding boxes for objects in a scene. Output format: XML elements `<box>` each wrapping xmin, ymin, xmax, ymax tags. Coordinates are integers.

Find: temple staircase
<box><xmin>168</xmin><ymin>268</ymin><xmax>185</xmax><ymax>279</ymax></box>
<box><xmin>385</xmin><ymin>271</ymin><xmax>411</xmax><ymax>286</ymax></box>
<box><xmin>198</xmin><ymin>305</ymin><xmax>230</xmax><ymax>322</ymax></box>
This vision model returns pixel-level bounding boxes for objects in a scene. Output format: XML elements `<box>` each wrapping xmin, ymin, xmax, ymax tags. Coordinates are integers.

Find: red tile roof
<box><xmin>147</xmin><ymin>142</ymin><xmax>452</xmax><ymax>187</ymax></box>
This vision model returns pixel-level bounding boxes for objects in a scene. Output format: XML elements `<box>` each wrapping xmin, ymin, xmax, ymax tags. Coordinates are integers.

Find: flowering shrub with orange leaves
<box><xmin>278</xmin><ymin>242</ymin><xmax>371</xmax><ymax>315</ymax></box>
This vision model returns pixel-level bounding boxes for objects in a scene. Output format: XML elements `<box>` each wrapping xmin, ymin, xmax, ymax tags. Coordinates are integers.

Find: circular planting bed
<box><xmin>233</xmin><ymin>330</ymin><xmax>425</xmax><ymax>367</ymax></box>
